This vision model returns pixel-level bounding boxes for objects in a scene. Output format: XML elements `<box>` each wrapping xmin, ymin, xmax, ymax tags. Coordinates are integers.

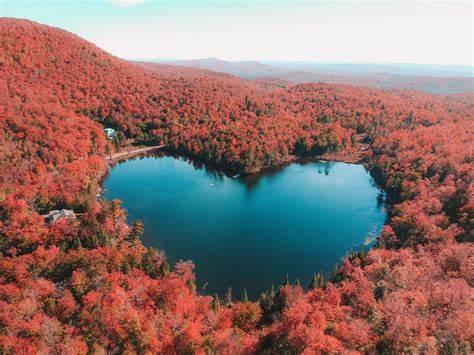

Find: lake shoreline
<box><xmin>102</xmin><ymin>153</ymin><xmax>387</xmax><ymax>298</ymax></box>
<box><xmin>105</xmin><ymin>143</ymin><xmax>369</xmax><ymax>179</ymax></box>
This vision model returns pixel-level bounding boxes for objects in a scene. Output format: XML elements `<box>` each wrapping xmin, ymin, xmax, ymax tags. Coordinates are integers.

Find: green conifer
<box><xmin>212</xmin><ymin>294</ymin><xmax>220</xmax><ymax>312</ymax></box>
<box><xmin>359</xmin><ymin>245</ymin><xmax>366</xmax><ymax>260</ymax></box>
<box><xmin>74</xmin><ymin>236</ymin><xmax>83</xmax><ymax>250</ymax></box>
<box><xmin>332</xmin><ymin>262</ymin><xmax>340</xmax><ymax>281</ymax></box>
<box><xmin>242</xmin><ymin>287</ymin><xmax>248</xmax><ymax>303</ymax></box>
<box><xmin>187</xmin><ymin>279</ymin><xmax>196</xmax><ymax>293</ymax></box>
<box><xmin>317</xmin><ymin>272</ymin><xmax>325</xmax><ymax>288</ymax></box>
<box><xmin>269</xmin><ymin>284</ymin><xmax>275</xmax><ymax>299</ymax></box>
<box><xmin>308</xmin><ymin>273</ymin><xmax>318</xmax><ymax>290</ymax></box>
<box><xmin>225</xmin><ymin>286</ymin><xmax>232</xmax><ymax>307</ymax></box>
<box><xmin>130</xmin><ymin>220</ymin><xmax>144</xmax><ymax>241</ymax></box>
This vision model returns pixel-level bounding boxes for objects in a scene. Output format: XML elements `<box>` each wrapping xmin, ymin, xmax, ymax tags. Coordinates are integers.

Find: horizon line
<box><xmin>127</xmin><ymin>57</ymin><xmax>474</xmax><ymax>68</ymax></box>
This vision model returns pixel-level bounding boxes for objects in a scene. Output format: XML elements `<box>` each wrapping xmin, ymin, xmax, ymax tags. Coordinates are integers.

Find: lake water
<box><xmin>103</xmin><ymin>153</ymin><xmax>386</xmax><ymax>299</ymax></box>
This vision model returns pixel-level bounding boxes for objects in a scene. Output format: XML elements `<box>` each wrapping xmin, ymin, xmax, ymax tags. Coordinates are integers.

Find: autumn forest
<box><xmin>0</xmin><ymin>18</ymin><xmax>473</xmax><ymax>353</ymax></box>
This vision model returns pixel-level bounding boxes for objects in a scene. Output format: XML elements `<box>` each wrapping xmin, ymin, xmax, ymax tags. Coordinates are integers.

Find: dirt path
<box><xmin>107</xmin><ymin>145</ymin><xmax>164</xmax><ymax>162</ymax></box>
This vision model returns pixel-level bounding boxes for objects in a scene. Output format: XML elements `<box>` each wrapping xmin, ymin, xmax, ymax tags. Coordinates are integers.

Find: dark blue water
<box><xmin>103</xmin><ymin>153</ymin><xmax>386</xmax><ymax>298</ymax></box>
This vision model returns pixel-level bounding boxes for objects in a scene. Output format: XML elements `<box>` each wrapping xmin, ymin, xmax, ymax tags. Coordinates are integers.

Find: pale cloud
<box><xmin>107</xmin><ymin>0</ymin><xmax>145</xmax><ymax>7</ymax></box>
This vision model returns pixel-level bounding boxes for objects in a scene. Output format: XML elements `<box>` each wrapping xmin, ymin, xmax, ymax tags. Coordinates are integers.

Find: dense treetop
<box><xmin>0</xmin><ymin>19</ymin><xmax>472</xmax><ymax>353</ymax></box>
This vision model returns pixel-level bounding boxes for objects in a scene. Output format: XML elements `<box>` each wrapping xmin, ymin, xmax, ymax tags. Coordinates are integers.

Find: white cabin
<box><xmin>44</xmin><ymin>209</ymin><xmax>77</xmax><ymax>224</ymax></box>
<box><xmin>104</xmin><ymin>128</ymin><xmax>117</xmax><ymax>140</ymax></box>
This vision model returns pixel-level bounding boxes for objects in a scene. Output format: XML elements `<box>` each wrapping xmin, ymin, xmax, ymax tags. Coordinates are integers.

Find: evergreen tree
<box><xmin>90</xmin><ymin>234</ymin><xmax>100</xmax><ymax>248</ymax></box>
<box><xmin>259</xmin><ymin>284</ymin><xmax>277</xmax><ymax>324</ymax></box>
<box><xmin>332</xmin><ymin>262</ymin><xmax>340</xmax><ymax>282</ymax></box>
<box><xmin>269</xmin><ymin>283</ymin><xmax>275</xmax><ymax>298</ymax></box>
<box><xmin>274</xmin><ymin>287</ymin><xmax>287</xmax><ymax>314</ymax></box>
<box><xmin>244</xmin><ymin>95</ymin><xmax>251</xmax><ymax>110</ymax></box>
<box><xmin>317</xmin><ymin>272</ymin><xmax>325</xmax><ymax>288</ymax></box>
<box><xmin>129</xmin><ymin>220</ymin><xmax>144</xmax><ymax>241</ymax></box>
<box><xmin>187</xmin><ymin>279</ymin><xmax>196</xmax><ymax>293</ymax></box>
<box><xmin>359</xmin><ymin>244</ymin><xmax>366</xmax><ymax>260</ymax></box>
<box><xmin>283</xmin><ymin>274</ymin><xmax>290</xmax><ymax>286</ymax></box>
<box><xmin>73</xmin><ymin>236</ymin><xmax>83</xmax><ymax>250</ymax></box>
<box><xmin>141</xmin><ymin>248</ymin><xmax>169</xmax><ymax>278</ymax></box>
<box><xmin>212</xmin><ymin>294</ymin><xmax>220</xmax><ymax>312</ymax></box>
<box><xmin>242</xmin><ymin>287</ymin><xmax>248</xmax><ymax>303</ymax></box>
<box><xmin>308</xmin><ymin>273</ymin><xmax>318</xmax><ymax>290</ymax></box>
<box><xmin>159</xmin><ymin>258</ymin><xmax>170</xmax><ymax>277</ymax></box>
<box><xmin>294</xmin><ymin>278</ymin><xmax>301</xmax><ymax>287</ymax></box>
<box><xmin>308</xmin><ymin>272</ymin><xmax>325</xmax><ymax>290</ymax></box>
<box><xmin>225</xmin><ymin>286</ymin><xmax>232</xmax><ymax>307</ymax></box>
<box><xmin>121</xmin><ymin>258</ymin><xmax>132</xmax><ymax>273</ymax></box>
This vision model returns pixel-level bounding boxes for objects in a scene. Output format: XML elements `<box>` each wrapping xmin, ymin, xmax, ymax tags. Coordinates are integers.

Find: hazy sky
<box><xmin>1</xmin><ymin>0</ymin><xmax>472</xmax><ymax>65</ymax></box>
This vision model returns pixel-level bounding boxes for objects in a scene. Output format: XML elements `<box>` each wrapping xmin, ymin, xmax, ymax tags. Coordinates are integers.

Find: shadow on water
<box><xmin>240</xmin><ymin>159</ymin><xmax>336</xmax><ymax>192</ymax></box>
<box><xmin>114</xmin><ymin>150</ymin><xmax>339</xmax><ymax>193</ymax></box>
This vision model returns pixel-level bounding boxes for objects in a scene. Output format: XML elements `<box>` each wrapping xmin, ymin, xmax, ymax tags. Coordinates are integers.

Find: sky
<box><xmin>1</xmin><ymin>0</ymin><xmax>472</xmax><ymax>65</ymax></box>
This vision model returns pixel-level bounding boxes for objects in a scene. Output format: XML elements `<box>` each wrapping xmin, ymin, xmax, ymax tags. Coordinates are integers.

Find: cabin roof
<box><xmin>44</xmin><ymin>209</ymin><xmax>76</xmax><ymax>223</ymax></box>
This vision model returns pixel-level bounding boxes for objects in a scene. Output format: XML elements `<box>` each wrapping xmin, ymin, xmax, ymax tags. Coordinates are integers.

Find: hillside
<box><xmin>0</xmin><ymin>18</ymin><xmax>473</xmax><ymax>353</ymax></box>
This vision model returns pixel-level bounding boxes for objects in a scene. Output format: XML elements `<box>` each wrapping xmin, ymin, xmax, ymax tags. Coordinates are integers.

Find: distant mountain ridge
<box><xmin>148</xmin><ymin>58</ymin><xmax>474</xmax><ymax>94</ymax></box>
<box><xmin>263</xmin><ymin>61</ymin><xmax>474</xmax><ymax>78</ymax></box>
<box><xmin>171</xmin><ymin>57</ymin><xmax>284</xmax><ymax>78</ymax></box>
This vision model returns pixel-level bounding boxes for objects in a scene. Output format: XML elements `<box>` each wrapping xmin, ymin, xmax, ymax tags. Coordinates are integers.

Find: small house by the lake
<box><xmin>104</xmin><ymin>128</ymin><xmax>117</xmax><ymax>140</ymax></box>
<box><xmin>44</xmin><ymin>209</ymin><xmax>77</xmax><ymax>224</ymax></box>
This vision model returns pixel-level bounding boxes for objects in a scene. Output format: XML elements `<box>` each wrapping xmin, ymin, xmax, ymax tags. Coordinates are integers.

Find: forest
<box><xmin>0</xmin><ymin>19</ymin><xmax>472</xmax><ymax>353</ymax></box>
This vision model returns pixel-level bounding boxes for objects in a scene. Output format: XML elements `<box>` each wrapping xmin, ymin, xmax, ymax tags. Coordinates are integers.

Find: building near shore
<box><xmin>44</xmin><ymin>209</ymin><xmax>77</xmax><ymax>224</ymax></box>
<box><xmin>104</xmin><ymin>128</ymin><xmax>117</xmax><ymax>139</ymax></box>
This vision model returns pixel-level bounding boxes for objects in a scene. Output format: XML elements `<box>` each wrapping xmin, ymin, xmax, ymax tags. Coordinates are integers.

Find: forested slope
<box><xmin>0</xmin><ymin>19</ymin><xmax>472</xmax><ymax>353</ymax></box>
